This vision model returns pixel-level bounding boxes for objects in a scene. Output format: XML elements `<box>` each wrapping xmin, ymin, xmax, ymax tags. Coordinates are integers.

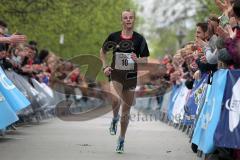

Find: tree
<box><xmin>0</xmin><ymin>0</ymin><xmax>135</xmax><ymax>58</ymax></box>
<box><xmin>196</xmin><ymin>0</ymin><xmax>221</xmax><ymax>21</ymax></box>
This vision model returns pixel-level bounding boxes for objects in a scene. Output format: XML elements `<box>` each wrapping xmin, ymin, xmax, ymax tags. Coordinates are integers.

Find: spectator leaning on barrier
<box><xmin>193</xmin><ymin>22</ymin><xmax>208</xmax><ymax>79</ymax></box>
<box><xmin>0</xmin><ymin>20</ymin><xmax>7</xmax><ymax>35</ymax></box>
<box><xmin>0</xmin><ymin>20</ymin><xmax>9</xmax><ymax>68</ymax></box>
<box><xmin>171</xmin><ymin>53</ymin><xmax>185</xmax><ymax>83</ymax></box>
<box><xmin>195</xmin><ymin>22</ymin><xmax>218</xmax><ymax>76</ymax></box>
<box><xmin>180</xmin><ymin>43</ymin><xmax>196</xmax><ymax>89</ymax></box>
<box><xmin>37</xmin><ymin>49</ymin><xmax>49</xmax><ymax>64</ymax></box>
<box><xmin>204</xmin><ymin>15</ymin><xmax>220</xmax><ymax>65</ymax></box>
<box><xmin>162</xmin><ymin>54</ymin><xmax>174</xmax><ymax>81</ymax></box>
<box><xmin>28</xmin><ymin>40</ymin><xmax>38</xmax><ymax>60</ymax></box>
<box><xmin>0</xmin><ymin>20</ymin><xmax>9</xmax><ymax>52</ymax></box>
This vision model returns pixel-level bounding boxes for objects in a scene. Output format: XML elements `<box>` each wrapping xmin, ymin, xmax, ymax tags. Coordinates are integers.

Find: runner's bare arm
<box><xmin>100</xmin><ymin>48</ymin><xmax>113</xmax><ymax>76</ymax></box>
<box><xmin>131</xmin><ymin>53</ymin><xmax>148</xmax><ymax>63</ymax></box>
<box><xmin>100</xmin><ymin>48</ymin><xmax>108</xmax><ymax>68</ymax></box>
<box><xmin>137</xmin><ymin>57</ymin><xmax>148</xmax><ymax>63</ymax></box>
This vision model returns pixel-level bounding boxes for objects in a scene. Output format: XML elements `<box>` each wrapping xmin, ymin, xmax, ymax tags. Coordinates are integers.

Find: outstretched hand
<box><xmin>103</xmin><ymin>66</ymin><xmax>113</xmax><ymax>76</ymax></box>
<box><xmin>9</xmin><ymin>34</ymin><xmax>27</xmax><ymax>43</ymax></box>
<box><xmin>215</xmin><ymin>0</ymin><xmax>232</xmax><ymax>15</ymax></box>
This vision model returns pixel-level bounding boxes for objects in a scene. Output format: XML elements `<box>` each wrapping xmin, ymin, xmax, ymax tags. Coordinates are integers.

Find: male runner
<box><xmin>99</xmin><ymin>9</ymin><xmax>149</xmax><ymax>153</ymax></box>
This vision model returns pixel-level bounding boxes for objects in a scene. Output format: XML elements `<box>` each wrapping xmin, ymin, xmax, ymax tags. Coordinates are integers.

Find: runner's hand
<box><xmin>131</xmin><ymin>53</ymin><xmax>137</xmax><ymax>62</ymax></box>
<box><xmin>103</xmin><ymin>66</ymin><xmax>113</xmax><ymax>76</ymax></box>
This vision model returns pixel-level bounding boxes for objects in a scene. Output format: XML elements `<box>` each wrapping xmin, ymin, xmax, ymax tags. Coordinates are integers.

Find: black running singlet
<box><xmin>102</xmin><ymin>31</ymin><xmax>149</xmax><ymax>90</ymax></box>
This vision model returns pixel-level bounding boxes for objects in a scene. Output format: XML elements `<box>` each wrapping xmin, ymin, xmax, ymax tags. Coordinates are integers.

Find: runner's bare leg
<box><xmin>120</xmin><ymin>89</ymin><xmax>135</xmax><ymax>139</ymax></box>
<box><xmin>110</xmin><ymin>81</ymin><xmax>123</xmax><ymax>118</ymax></box>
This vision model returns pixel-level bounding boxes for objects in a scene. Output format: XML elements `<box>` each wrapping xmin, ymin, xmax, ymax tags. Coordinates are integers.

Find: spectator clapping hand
<box><xmin>195</xmin><ymin>38</ymin><xmax>208</xmax><ymax>48</ymax></box>
<box><xmin>200</xmin><ymin>55</ymin><xmax>208</xmax><ymax>64</ymax></box>
<box><xmin>226</xmin><ymin>25</ymin><xmax>237</xmax><ymax>39</ymax></box>
<box><xmin>215</xmin><ymin>0</ymin><xmax>233</xmax><ymax>15</ymax></box>
<box><xmin>216</xmin><ymin>26</ymin><xmax>230</xmax><ymax>39</ymax></box>
<box><xmin>189</xmin><ymin>61</ymin><xmax>198</xmax><ymax>72</ymax></box>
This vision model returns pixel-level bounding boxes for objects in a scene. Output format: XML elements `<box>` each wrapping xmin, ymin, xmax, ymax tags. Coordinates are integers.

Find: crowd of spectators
<box><xmin>0</xmin><ymin>20</ymin><xmax>90</xmax><ymax>99</ymax></box>
<box><xmin>139</xmin><ymin>0</ymin><xmax>240</xmax><ymax>159</ymax></box>
<box><xmin>153</xmin><ymin>0</ymin><xmax>240</xmax><ymax>89</ymax></box>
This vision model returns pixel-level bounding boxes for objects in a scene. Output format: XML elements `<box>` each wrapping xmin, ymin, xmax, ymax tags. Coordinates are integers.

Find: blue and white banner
<box><xmin>191</xmin><ymin>82</ymin><xmax>211</xmax><ymax>149</ymax></box>
<box><xmin>160</xmin><ymin>90</ymin><xmax>172</xmax><ymax>113</ymax></box>
<box><xmin>0</xmin><ymin>91</ymin><xmax>18</xmax><ymax>129</ymax></box>
<box><xmin>171</xmin><ymin>84</ymin><xmax>190</xmax><ymax>124</ymax></box>
<box><xmin>214</xmin><ymin>70</ymin><xmax>240</xmax><ymax>149</ymax></box>
<box><xmin>0</xmin><ymin>67</ymin><xmax>30</xmax><ymax>112</ymax></box>
<box><xmin>167</xmin><ymin>84</ymin><xmax>182</xmax><ymax>121</ymax></box>
<box><xmin>183</xmin><ymin>74</ymin><xmax>208</xmax><ymax>125</ymax></box>
<box><xmin>192</xmin><ymin>70</ymin><xmax>228</xmax><ymax>154</ymax></box>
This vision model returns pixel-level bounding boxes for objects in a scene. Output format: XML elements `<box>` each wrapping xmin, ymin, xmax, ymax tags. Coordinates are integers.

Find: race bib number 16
<box><xmin>115</xmin><ymin>52</ymin><xmax>134</xmax><ymax>70</ymax></box>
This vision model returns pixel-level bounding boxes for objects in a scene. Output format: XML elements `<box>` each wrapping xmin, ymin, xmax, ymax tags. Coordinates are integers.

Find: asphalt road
<box><xmin>0</xmin><ymin>108</ymin><xmax>197</xmax><ymax>160</ymax></box>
